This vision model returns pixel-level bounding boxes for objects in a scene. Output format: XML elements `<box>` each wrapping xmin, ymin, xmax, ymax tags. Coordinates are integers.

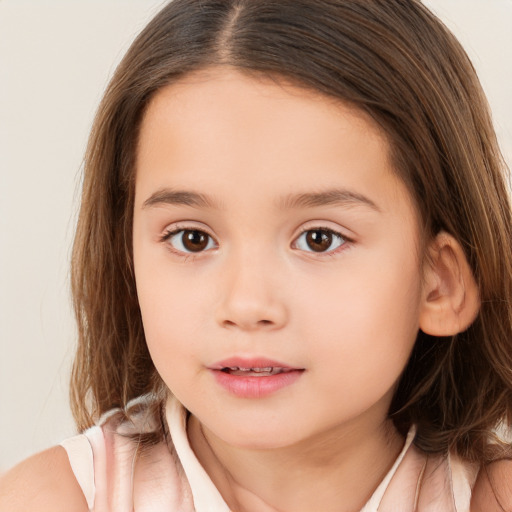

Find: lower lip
<box><xmin>211</xmin><ymin>369</ymin><xmax>303</xmax><ymax>398</ymax></box>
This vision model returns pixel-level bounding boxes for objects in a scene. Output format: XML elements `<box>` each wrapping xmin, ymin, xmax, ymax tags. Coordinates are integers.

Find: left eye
<box><xmin>165</xmin><ymin>229</ymin><xmax>217</xmax><ymax>253</ymax></box>
<box><xmin>293</xmin><ymin>228</ymin><xmax>346</xmax><ymax>253</ymax></box>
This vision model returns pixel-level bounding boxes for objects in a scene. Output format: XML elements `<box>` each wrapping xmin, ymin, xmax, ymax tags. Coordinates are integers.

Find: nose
<box><xmin>215</xmin><ymin>250</ymin><xmax>289</xmax><ymax>332</ymax></box>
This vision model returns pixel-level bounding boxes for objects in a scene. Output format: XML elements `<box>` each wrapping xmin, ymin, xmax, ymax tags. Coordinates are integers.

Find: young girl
<box><xmin>1</xmin><ymin>0</ymin><xmax>511</xmax><ymax>510</ymax></box>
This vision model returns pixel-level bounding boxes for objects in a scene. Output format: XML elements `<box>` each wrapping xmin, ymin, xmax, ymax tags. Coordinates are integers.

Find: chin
<box><xmin>207</xmin><ymin>419</ymin><xmax>307</xmax><ymax>451</ymax></box>
<box><xmin>228</xmin><ymin>435</ymin><xmax>294</xmax><ymax>451</ymax></box>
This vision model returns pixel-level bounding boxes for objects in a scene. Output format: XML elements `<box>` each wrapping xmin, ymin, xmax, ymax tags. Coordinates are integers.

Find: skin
<box><xmin>132</xmin><ymin>66</ymin><xmax>425</xmax><ymax>511</ymax></box>
<box><xmin>0</xmin><ymin>446</ymin><xmax>88</xmax><ymax>512</ymax></box>
<box><xmin>0</xmin><ymin>66</ymin><xmax>508</xmax><ymax>512</ymax></box>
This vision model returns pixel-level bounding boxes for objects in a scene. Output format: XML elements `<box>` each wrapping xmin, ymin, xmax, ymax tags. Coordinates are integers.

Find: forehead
<box><xmin>135</xmin><ymin>67</ymin><xmax>413</xmax><ymax>217</ymax></box>
<box><xmin>139</xmin><ymin>67</ymin><xmax>384</xmax><ymax>153</ymax></box>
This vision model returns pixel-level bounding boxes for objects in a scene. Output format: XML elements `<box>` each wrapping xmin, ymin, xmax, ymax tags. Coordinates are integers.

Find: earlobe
<box><xmin>419</xmin><ymin>232</ymin><xmax>480</xmax><ymax>336</ymax></box>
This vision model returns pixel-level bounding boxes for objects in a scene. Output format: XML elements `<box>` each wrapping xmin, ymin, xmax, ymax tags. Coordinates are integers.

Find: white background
<box><xmin>1</xmin><ymin>0</ymin><xmax>511</xmax><ymax>471</ymax></box>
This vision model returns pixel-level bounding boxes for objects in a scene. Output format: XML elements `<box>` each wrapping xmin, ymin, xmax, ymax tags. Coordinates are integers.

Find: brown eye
<box><xmin>295</xmin><ymin>228</ymin><xmax>345</xmax><ymax>253</ymax></box>
<box><xmin>182</xmin><ymin>230</ymin><xmax>209</xmax><ymax>252</ymax></box>
<box><xmin>166</xmin><ymin>229</ymin><xmax>215</xmax><ymax>253</ymax></box>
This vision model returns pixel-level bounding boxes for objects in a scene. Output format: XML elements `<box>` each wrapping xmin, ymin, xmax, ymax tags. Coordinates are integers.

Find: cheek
<box><xmin>133</xmin><ymin>244</ymin><xmax>206</xmax><ymax>379</ymax></box>
<box><xmin>138</xmin><ymin>276</ymin><xmax>201</xmax><ymax>352</ymax></box>
<box><xmin>299</xmin><ymin>247</ymin><xmax>422</xmax><ymax>381</ymax></box>
<box><xmin>138</xmin><ymin>287</ymin><xmax>202</xmax><ymax>396</ymax></box>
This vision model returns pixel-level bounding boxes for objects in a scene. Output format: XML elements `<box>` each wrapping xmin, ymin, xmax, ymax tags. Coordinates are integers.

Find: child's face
<box><xmin>133</xmin><ymin>67</ymin><xmax>424</xmax><ymax>449</ymax></box>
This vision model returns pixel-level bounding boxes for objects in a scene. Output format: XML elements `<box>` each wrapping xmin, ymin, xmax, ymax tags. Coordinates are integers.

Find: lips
<box><xmin>221</xmin><ymin>366</ymin><xmax>294</xmax><ymax>377</ymax></box>
<box><xmin>209</xmin><ymin>357</ymin><xmax>304</xmax><ymax>398</ymax></box>
<box><xmin>211</xmin><ymin>357</ymin><xmax>301</xmax><ymax>373</ymax></box>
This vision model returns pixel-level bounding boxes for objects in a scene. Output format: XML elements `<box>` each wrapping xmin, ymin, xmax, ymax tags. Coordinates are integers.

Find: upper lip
<box><xmin>210</xmin><ymin>357</ymin><xmax>303</xmax><ymax>371</ymax></box>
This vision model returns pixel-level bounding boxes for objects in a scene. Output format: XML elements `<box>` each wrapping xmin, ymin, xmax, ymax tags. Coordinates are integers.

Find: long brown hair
<box><xmin>71</xmin><ymin>0</ymin><xmax>512</xmax><ymax>463</ymax></box>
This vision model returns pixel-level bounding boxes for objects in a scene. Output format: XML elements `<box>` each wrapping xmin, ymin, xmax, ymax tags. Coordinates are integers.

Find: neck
<box><xmin>188</xmin><ymin>414</ymin><xmax>404</xmax><ymax>512</ymax></box>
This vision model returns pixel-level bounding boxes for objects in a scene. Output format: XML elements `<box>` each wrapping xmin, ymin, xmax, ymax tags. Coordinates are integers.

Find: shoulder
<box><xmin>0</xmin><ymin>445</ymin><xmax>88</xmax><ymax>512</ymax></box>
<box><xmin>471</xmin><ymin>459</ymin><xmax>512</xmax><ymax>512</ymax></box>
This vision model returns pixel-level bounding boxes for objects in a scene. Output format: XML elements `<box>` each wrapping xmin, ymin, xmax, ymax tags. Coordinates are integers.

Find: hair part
<box><xmin>71</xmin><ymin>0</ymin><xmax>512</xmax><ymax>463</ymax></box>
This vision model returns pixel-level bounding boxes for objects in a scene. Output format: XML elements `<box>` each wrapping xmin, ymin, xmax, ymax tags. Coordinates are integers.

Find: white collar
<box><xmin>166</xmin><ymin>396</ymin><xmax>417</xmax><ymax>512</ymax></box>
<box><xmin>166</xmin><ymin>396</ymin><xmax>231</xmax><ymax>512</ymax></box>
<box><xmin>360</xmin><ymin>426</ymin><xmax>416</xmax><ymax>511</ymax></box>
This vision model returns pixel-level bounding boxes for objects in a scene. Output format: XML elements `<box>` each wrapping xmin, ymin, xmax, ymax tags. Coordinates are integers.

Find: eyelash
<box><xmin>159</xmin><ymin>225</ymin><xmax>352</xmax><ymax>260</ymax></box>
<box><xmin>294</xmin><ymin>226</ymin><xmax>350</xmax><ymax>257</ymax></box>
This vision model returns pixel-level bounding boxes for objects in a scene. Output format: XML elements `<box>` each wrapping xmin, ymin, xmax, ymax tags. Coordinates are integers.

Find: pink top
<box><xmin>61</xmin><ymin>394</ymin><xmax>479</xmax><ymax>511</ymax></box>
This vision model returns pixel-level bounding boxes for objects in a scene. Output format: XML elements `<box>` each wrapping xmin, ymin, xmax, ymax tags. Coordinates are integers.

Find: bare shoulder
<box><xmin>0</xmin><ymin>445</ymin><xmax>88</xmax><ymax>512</ymax></box>
<box><xmin>471</xmin><ymin>459</ymin><xmax>512</xmax><ymax>512</ymax></box>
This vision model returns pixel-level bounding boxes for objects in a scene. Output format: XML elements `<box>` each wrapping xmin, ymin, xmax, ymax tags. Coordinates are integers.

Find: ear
<box><xmin>419</xmin><ymin>231</ymin><xmax>480</xmax><ymax>336</ymax></box>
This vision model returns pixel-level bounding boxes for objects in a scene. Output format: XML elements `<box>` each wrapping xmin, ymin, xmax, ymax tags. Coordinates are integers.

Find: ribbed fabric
<box><xmin>61</xmin><ymin>395</ymin><xmax>479</xmax><ymax>511</ymax></box>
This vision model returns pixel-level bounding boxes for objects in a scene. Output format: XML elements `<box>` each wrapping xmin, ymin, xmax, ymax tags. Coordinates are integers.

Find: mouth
<box><xmin>219</xmin><ymin>366</ymin><xmax>296</xmax><ymax>377</ymax></box>
<box><xmin>211</xmin><ymin>357</ymin><xmax>303</xmax><ymax>374</ymax></box>
<box><xmin>209</xmin><ymin>357</ymin><xmax>304</xmax><ymax>398</ymax></box>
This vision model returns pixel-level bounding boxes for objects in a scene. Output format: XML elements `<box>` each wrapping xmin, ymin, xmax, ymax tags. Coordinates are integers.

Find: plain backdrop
<box><xmin>1</xmin><ymin>0</ymin><xmax>511</xmax><ymax>472</ymax></box>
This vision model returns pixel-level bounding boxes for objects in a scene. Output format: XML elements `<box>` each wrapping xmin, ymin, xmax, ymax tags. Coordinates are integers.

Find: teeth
<box><xmin>224</xmin><ymin>366</ymin><xmax>274</xmax><ymax>372</ymax></box>
<box><xmin>221</xmin><ymin>366</ymin><xmax>284</xmax><ymax>375</ymax></box>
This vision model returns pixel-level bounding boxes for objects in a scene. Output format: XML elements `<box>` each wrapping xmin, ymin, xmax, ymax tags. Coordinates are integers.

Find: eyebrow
<box><xmin>142</xmin><ymin>187</ymin><xmax>380</xmax><ymax>212</ymax></box>
<box><xmin>277</xmin><ymin>189</ymin><xmax>381</xmax><ymax>212</ymax></box>
<box><xmin>142</xmin><ymin>189</ymin><xmax>221</xmax><ymax>209</ymax></box>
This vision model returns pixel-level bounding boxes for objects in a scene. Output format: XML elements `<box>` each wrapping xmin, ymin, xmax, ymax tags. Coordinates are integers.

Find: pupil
<box><xmin>306</xmin><ymin>230</ymin><xmax>332</xmax><ymax>252</ymax></box>
<box><xmin>183</xmin><ymin>230</ymin><xmax>208</xmax><ymax>252</ymax></box>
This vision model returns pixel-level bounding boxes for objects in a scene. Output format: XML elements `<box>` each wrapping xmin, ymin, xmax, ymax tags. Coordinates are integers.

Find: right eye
<box><xmin>163</xmin><ymin>229</ymin><xmax>217</xmax><ymax>254</ymax></box>
<box><xmin>293</xmin><ymin>228</ymin><xmax>347</xmax><ymax>254</ymax></box>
